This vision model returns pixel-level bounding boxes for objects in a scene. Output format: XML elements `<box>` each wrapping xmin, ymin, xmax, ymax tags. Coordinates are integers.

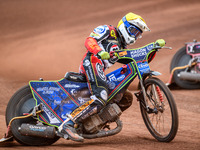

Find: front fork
<box><xmin>134</xmin><ymin>79</ymin><xmax>150</xmax><ymax>112</ymax></box>
<box><xmin>138</xmin><ymin>79</ymin><xmax>150</xmax><ymax>112</ymax></box>
<box><xmin>135</xmin><ymin>78</ymin><xmax>163</xmax><ymax>114</ymax></box>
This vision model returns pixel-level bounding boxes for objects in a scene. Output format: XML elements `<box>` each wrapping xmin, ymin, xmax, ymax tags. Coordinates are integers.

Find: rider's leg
<box><xmin>77</xmin><ymin>54</ymin><xmax>109</xmax><ymax>120</ymax></box>
<box><xmin>61</xmin><ymin>54</ymin><xmax>108</xmax><ymax>142</ymax></box>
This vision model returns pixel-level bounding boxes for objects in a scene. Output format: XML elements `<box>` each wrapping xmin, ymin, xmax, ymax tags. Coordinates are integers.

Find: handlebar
<box><xmin>153</xmin><ymin>46</ymin><xmax>172</xmax><ymax>50</ymax></box>
<box><xmin>109</xmin><ymin>46</ymin><xmax>172</xmax><ymax>58</ymax></box>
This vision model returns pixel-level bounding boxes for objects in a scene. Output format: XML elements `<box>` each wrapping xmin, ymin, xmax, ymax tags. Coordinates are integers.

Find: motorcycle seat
<box><xmin>65</xmin><ymin>72</ymin><xmax>87</xmax><ymax>82</ymax></box>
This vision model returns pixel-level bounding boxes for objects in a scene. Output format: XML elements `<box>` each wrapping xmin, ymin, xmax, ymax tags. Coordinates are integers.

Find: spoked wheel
<box><xmin>6</xmin><ymin>85</ymin><xmax>60</xmax><ymax>146</ymax></box>
<box><xmin>140</xmin><ymin>77</ymin><xmax>178</xmax><ymax>142</ymax></box>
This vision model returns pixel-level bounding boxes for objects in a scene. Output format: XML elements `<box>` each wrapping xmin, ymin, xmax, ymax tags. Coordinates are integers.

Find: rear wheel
<box><xmin>140</xmin><ymin>78</ymin><xmax>178</xmax><ymax>142</ymax></box>
<box><xmin>6</xmin><ymin>85</ymin><xmax>60</xmax><ymax>146</ymax></box>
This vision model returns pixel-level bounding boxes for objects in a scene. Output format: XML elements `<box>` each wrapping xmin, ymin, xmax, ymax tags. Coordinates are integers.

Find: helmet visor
<box><xmin>127</xmin><ymin>25</ymin><xmax>142</xmax><ymax>39</ymax></box>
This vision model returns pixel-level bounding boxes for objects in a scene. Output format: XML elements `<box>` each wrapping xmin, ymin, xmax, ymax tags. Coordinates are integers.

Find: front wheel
<box><xmin>139</xmin><ymin>77</ymin><xmax>178</xmax><ymax>142</ymax></box>
<box><xmin>5</xmin><ymin>85</ymin><xmax>60</xmax><ymax>146</ymax></box>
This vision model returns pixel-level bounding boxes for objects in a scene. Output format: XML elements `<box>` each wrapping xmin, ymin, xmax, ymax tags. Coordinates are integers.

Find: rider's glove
<box><xmin>98</xmin><ymin>51</ymin><xmax>110</xmax><ymax>60</ymax></box>
<box><xmin>155</xmin><ymin>39</ymin><xmax>166</xmax><ymax>47</ymax></box>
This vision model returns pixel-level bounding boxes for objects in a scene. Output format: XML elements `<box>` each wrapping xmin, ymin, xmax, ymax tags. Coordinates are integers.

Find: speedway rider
<box><xmin>61</xmin><ymin>12</ymin><xmax>150</xmax><ymax>142</ymax></box>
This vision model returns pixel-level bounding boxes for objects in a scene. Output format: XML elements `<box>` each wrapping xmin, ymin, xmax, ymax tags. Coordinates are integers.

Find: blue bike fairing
<box><xmin>117</xmin><ymin>43</ymin><xmax>154</xmax><ymax>77</ymax></box>
<box><xmin>29</xmin><ymin>64</ymin><xmax>136</xmax><ymax>126</ymax></box>
<box><xmin>107</xmin><ymin>63</ymin><xmax>136</xmax><ymax>101</ymax></box>
<box><xmin>122</xmin><ymin>43</ymin><xmax>154</xmax><ymax>62</ymax></box>
<box><xmin>137</xmin><ymin>61</ymin><xmax>150</xmax><ymax>75</ymax></box>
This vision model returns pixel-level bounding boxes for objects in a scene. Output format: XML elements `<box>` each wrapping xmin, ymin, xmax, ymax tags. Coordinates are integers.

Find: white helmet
<box><xmin>117</xmin><ymin>12</ymin><xmax>150</xmax><ymax>45</ymax></box>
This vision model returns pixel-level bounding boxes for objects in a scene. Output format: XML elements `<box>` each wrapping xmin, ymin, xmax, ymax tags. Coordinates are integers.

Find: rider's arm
<box><xmin>85</xmin><ymin>37</ymin><xmax>102</xmax><ymax>55</ymax></box>
<box><xmin>85</xmin><ymin>25</ymin><xmax>110</xmax><ymax>55</ymax></box>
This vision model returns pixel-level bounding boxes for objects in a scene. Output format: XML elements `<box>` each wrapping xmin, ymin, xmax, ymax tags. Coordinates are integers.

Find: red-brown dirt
<box><xmin>0</xmin><ymin>0</ymin><xmax>200</xmax><ymax>149</ymax></box>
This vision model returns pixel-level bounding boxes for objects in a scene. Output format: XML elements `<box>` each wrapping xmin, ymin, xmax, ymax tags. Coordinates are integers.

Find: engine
<box><xmin>82</xmin><ymin>103</ymin><xmax>122</xmax><ymax>134</ymax></box>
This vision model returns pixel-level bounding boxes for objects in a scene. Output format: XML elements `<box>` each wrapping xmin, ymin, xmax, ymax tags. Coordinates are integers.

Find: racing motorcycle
<box><xmin>0</xmin><ymin>39</ymin><xmax>179</xmax><ymax>146</ymax></box>
<box><xmin>167</xmin><ymin>40</ymin><xmax>200</xmax><ymax>89</ymax></box>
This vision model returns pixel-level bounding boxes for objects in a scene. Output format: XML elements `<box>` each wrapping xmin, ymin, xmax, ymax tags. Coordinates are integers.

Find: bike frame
<box><xmin>29</xmin><ymin>42</ymin><xmax>159</xmax><ymax>127</ymax></box>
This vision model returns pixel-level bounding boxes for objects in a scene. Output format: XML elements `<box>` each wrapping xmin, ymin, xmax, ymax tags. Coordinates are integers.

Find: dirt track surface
<box><xmin>0</xmin><ymin>0</ymin><xmax>200</xmax><ymax>149</ymax></box>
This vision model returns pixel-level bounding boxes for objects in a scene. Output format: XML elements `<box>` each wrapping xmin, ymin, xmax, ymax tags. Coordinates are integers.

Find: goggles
<box><xmin>122</xmin><ymin>16</ymin><xmax>143</xmax><ymax>39</ymax></box>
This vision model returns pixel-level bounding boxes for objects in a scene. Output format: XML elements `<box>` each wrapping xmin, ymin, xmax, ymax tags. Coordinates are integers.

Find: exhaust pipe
<box><xmin>178</xmin><ymin>72</ymin><xmax>200</xmax><ymax>82</ymax></box>
<box><xmin>18</xmin><ymin>124</ymin><xmax>57</xmax><ymax>139</ymax></box>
